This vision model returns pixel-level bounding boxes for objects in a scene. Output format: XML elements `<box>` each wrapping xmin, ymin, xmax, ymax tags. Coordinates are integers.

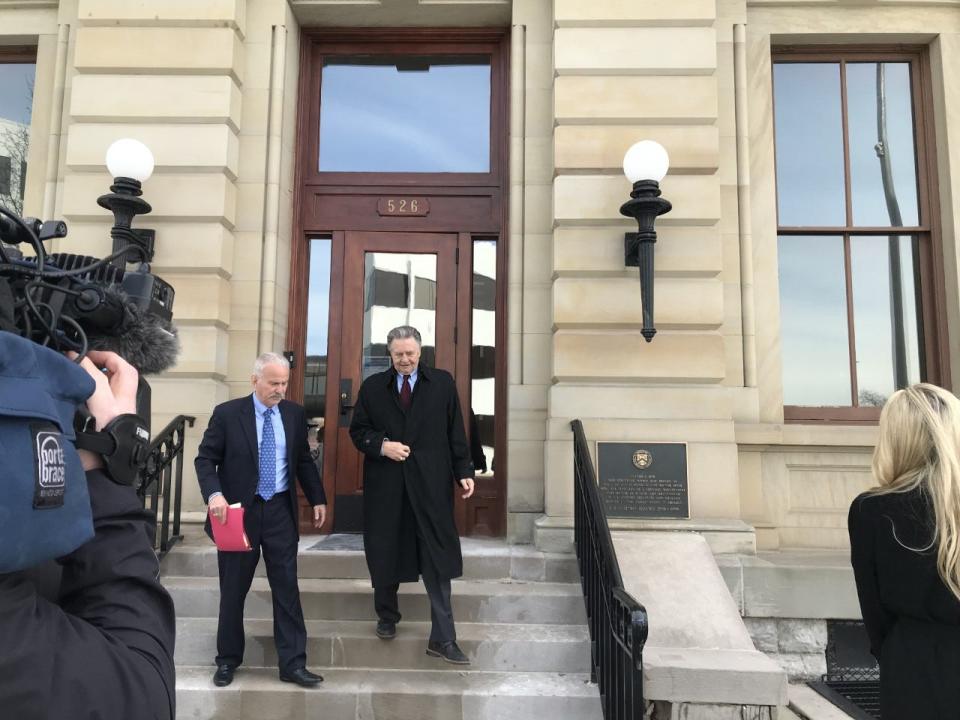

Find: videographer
<box><xmin>0</xmin><ymin>341</ymin><xmax>176</xmax><ymax>720</ymax></box>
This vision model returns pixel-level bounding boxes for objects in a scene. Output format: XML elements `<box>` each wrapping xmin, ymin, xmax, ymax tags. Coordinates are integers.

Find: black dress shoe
<box><xmin>212</xmin><ymin>664</ymin><xmax>235</xmax><ymax>687</ymax></box>
<box><xmin>426</xmin><ymin>640</ymin><xmax>470</xmax><ymax>665</ymax></box>
<box><xmin>279</xmin><ymin>667</ymin><xmax>323</xmax><ymax>687</ymax></box>
<box><xmin>376</xmin><ymin>620</ymin><xmax>397</xmax><ymax>640</ymax></box>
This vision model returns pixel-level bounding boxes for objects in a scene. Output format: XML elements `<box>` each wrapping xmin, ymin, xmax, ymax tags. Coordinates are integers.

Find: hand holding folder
<box><xmin>209</xmin><ymin>503</ymin><xmax>252</xmax><ymax>551</ymax></box>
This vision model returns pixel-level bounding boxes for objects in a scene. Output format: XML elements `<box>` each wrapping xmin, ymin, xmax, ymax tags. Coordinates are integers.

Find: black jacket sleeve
<box><xmin>446</xmin><ymin>379</ymin><xmax>474</xmax><ymax>482</ymax></box>
<box><xmin>349</xmin><ymin>381</ymin><xmax>387</xmax><ymax>459</ymax></box>
<box><xmin>0</xmin><ymin>469</ymin><xmax>176</xmax><ymax>720</ymax></box>
<box><xmin>849</xmin><ymin>494</ymin><xmax>895</xmax><ymax>660</ymax></box>
<box><xmin>195</xmin><ymin>404</ymin><xmax>226</xmax><ymax>502</ymax></box>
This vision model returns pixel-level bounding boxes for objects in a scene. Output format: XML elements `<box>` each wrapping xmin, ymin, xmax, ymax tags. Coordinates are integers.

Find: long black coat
<box><xmin>350</xmin><ymin>365</ymin><xmax>473</xmax><ymax>587</ymax></box>
<box><xmin>849</xmin><ymin>489</ymin><xmax>960</xmax><ymax>719</ymax></box>
<box><xmin>195</xmin><ymin>395</ymin><xmax>326</xmax><ymax>540</ymax></box>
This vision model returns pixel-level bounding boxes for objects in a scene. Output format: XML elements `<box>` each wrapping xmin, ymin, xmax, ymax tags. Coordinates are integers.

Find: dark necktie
<box><xmin>257</xmin><ymin>407</ymin><xmax>277</xmax><ymax>500</ymax></box>
<box><xmin>400</xmin><ymin>374</ymin><xmax>412</xmax><ymax>410</ymax></box>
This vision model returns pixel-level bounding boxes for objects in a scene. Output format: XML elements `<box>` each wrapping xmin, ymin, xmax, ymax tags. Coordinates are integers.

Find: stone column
<box><xmin>545</xmin><ymin>0</ymin><xmax>743</xmax><ymax>541</ymax></box>
<box><xmin>61</xmin><ymin>0</ymin><xmax>247</xmax><ymax>512</ymax></box>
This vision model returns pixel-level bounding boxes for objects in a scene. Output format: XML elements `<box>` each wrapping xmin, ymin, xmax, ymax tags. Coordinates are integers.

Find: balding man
<box><xmin>196</xmin><ymin>352</ymin><xmax>327</xmax><ymax>688</ymax></box>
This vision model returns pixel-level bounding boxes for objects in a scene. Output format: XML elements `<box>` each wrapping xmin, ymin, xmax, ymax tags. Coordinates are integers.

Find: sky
<box><xmin>318</xmin><ymin>59</ymin><xmax>490</xmax><ymax>173</ymax></box>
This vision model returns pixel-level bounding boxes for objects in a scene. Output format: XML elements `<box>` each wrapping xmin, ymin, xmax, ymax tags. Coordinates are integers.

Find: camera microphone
<box><xmin>85</xmin><ymin>283</ymin><xmax>180</xmax><ymax>376</ymax></box>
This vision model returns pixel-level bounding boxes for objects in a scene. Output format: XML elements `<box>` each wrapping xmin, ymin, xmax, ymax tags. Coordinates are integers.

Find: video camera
<box><xmin>0</xmin><ymin>202</ymin><xmax>179</xmax><ymax>573</ymax></box>
<box><xmin>0</xmin><ymin>208</ymin><xmax>177</xmax><ymax>373</ymax></box>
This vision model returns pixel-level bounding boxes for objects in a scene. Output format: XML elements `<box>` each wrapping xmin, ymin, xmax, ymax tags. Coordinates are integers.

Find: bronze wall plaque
<box><xmin>596</xmin><ymin>442</ymin><xmax>689</xmax><ymax>519</ymax></box>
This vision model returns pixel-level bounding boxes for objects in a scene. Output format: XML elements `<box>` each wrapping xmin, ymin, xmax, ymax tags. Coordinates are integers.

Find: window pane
<box><xmin>319</xmin><ymin>56</ymin><xmax>490</xmax><ymax>173</ymax></box>
<box><xmin>779</xmin><ymin>235</ymin><xmax>852</xmax><ymax>405</ymax></box>
<box><xmin>851</xmin><ymin>235</ymin><xmax>922</xmax><ymax>406</ymax></box>
<box><xmin>773</xmin><ymin>63</ymin><xmax>846</xmax><ymax>226</ymax></box>
<box><xmin>846</xmin><ymin>63</ymin><xmax>919</xmax><ymax>227</ymax></box>
<box><xmin>362</xmin><ymin>252</ymin><xmax>437</xmax><ymax>379</ymax></box>
<box><xmin>0</xmin><ymin>62</ymin><xmax>35</xmax><ymax>215</ymax></box>
<box><xmin>471</xmin><ymin>239</ymin><xmax>496</xmax><ymax>478</ymax></box>
<box><xmin>304</xmin><ymin>238</ymin><xmax>332</xmax><ymax>420</ymax></box>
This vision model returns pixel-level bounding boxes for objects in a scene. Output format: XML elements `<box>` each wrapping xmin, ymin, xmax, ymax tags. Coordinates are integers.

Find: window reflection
<box><xmin>362</xmin><ymin>252</ymin><xmax>437</xmax><ymax>379</ymax></box>
<box><xmin>0</xmin><ymin>61</ymin><xmax>35</xmax><ymax>215</ymax></box>
<box><xmin>471</xmin><ymin>240</ymin><xmax>496</xmax><ymax>477</ymax></box>
<box><xmin>846</xmin><ymin>63</ymin><xmax>919</xmax><ymax>227</ymax></box>
<box><xmin>778</xmin><ymin>236</ymin><xmax>852</xmax><ymax>405</ymax></box>
<box><xmin>851</xmin><ymin>236</ymin><xmax>922</xmax><ymax>405</ymax></box>
<box><xmin>319</xmin><ymin>56</ymin><xmax>491</xmax><ymax>173</ymax></box>
<box><xmin>304</xmin><ymin>238</ymin><xmax>332</xmax><ymax>420</ymax></box>
<box><xmin>773</xmin><ymin>63</ymin><xmax>846</xmax><ymax>226</ymax></box>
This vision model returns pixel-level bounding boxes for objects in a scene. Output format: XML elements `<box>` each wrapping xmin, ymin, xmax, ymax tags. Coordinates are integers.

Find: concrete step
<box><xmin>166</xmin><ymin>576</ymin><xmax>589</xmax><ymax>625</ymax></box>
<box><xmin>175</xmin><ymin>618</ymin><xmax>592</xmax><ymax>673</ymax></box>
<box><xmin>161</xmin><ymin>538</ymin><xmax>579</xmax><ymax>584</ymax></box>
<box><xmin>175</xmin><ymin>666</ymin><xmax>602</xmax><ymax>720</ymax></box>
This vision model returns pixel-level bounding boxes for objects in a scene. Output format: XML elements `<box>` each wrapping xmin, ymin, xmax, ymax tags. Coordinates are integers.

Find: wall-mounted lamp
<box><xmin>619</xmin><ymin>140</ymin><xmax>672</xmax><ymax>342</ymax></box>
<box><xmin>98</xmin><ymin>138</ymin><xmax>155</xmax><ymax>268</ymax></box>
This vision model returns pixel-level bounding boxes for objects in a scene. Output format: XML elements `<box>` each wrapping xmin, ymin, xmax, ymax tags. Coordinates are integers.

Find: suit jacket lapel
<box><xmin>240</xmin><ymin>397</ymin><xmax>258</xmax><ymax>464</ymax></box>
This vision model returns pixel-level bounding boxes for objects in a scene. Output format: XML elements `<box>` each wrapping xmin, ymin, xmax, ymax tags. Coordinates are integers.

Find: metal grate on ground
<box><xmin>808</xmin><ymin>620</ymin><xmax>881</xmax><ymax>719</ymax></box>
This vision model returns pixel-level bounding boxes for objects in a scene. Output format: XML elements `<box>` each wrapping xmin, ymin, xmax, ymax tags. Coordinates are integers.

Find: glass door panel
<box><xmin>362</xmin><ymin>252</ymin><xmax>438</xmax><ymax>380</ymax></box>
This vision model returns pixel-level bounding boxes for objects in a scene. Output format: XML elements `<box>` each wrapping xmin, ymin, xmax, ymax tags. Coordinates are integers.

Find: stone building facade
<box><xmin>4</xmin><ymin>0</ymin><xmax>960</xmax><ymax>670</ymax></box>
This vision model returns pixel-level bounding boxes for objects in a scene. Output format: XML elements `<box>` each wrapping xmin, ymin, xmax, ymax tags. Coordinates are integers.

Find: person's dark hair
<box><xmin>386</xmin><ymin>326</ymin><xmax>421</xmax><ymax>349</ymax></box>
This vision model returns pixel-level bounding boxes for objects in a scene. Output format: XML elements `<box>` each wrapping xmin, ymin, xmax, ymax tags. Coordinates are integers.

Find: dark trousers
<box><xmin>216</xmin><ymin>491</ymin><xmax>307</xmax><ymax>673</ymax></box>
<box><xmin>374</xmin><ymin>530</ymin><xmax>456</xmax><ymax>644</ymax></box>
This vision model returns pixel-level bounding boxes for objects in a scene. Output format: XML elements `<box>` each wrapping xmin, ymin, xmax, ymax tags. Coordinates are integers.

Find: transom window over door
<box><xmin>772</xmin><ymin>47</ymin><xmax>947</xmax><ymax>422</ymax></box>
<box><xmin>319</xmin><ymin>55</ymin><xmax>491</xmax><ymax>173</ymax></box>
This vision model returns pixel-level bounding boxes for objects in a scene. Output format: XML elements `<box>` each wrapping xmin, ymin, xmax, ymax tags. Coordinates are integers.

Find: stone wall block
<box><xmin>70</xmin><ymin>75</ymin><xmax>241</xmax><ymax>130</ymax></box>
<box><xmin>555</xmin><ymin>175</ymin><xmax>721</xmax><ymax>226</ymax></box>
<box><xmin>554</xmin><ymin>276</ymin><xmax>724</xmax><ymax>329</ymax></box>
<box><xmin>555</xmin><ymin>125</ymin><xmax>719</xmax><ymax>174</ymax></box>
<box><xmin>78</xmin><ymin>0</ymin><xmax>245</xmax><ymax>34</ymax></box>
<box><xmin>555</xmin><ymin>27</ymin><xmax>716</xmax><ymax>74</ymax></box>
<box><xmin>554</xmin><ymin>226</ymin><xmax>722</xmax><ymax>277</ymax></box>
<box><xmin>554</xmin><ymin>331</ymin><xmax>726</xmax><ymax>383</ymax></box>
<box><xmin>555</xmin><ymin>0</ymin><xmax>716</xmax><ymax>26</ymax></box>
<box><xmin>556</xmin><ymin>76</ymin><xmax>718</xmax><ymax>123</ymax></box>
<box><xmin>66</xmin><ymin>124</ymin><xmax>239</xmax><ymax>179</ymax></box>
<box><xmin>776</xmin><ymin>619</ymin><xmax>827</xmax><ymax>654</ymax></box>
<box><xmin>74</xmin><ymin>27</ymin><xmax>241</xmax><ymax>80</ymax></box>
<box><xmin>61</xmin><ymin>173</ymin><xmax>236</xmax><ymax>227</ymax></box>
<box><xmin>743</xmin><ymin>618</ymin><xmax>778</xmax><ymax>654</ymax></box>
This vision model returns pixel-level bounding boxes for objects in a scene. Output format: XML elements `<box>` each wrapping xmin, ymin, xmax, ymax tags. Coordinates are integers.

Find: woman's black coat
<box><xmin>849</xmin><ymin>488</ymin><xmax>960</xmax><ymax>719</ymax></box>
<box><xmin>349</xmin><ymin>365</ymin><xmax>474</xmax><ymax>587</ymax></box>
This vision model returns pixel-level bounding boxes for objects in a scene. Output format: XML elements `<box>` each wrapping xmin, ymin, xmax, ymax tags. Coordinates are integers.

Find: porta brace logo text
<box><xmin>36</xmin><ymin>432</ymin><xmax>67</xmax><ymax>489</ymax></box>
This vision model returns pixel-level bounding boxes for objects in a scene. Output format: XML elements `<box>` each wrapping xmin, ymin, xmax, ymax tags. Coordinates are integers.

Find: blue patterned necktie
<box><xmin>258</xmin><ymin>407</ymin><xmax>277</xmax><ymax>500</ymax></box>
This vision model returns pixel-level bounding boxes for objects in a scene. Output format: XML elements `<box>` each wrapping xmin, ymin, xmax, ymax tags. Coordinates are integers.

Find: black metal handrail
<box><xmin>571</xmin><ymin>419</ymin><xmax>649</xmax><ymax>719</ymax></box>
<box><xmin>139</xmin><ymin>415</ymin><xmax>195</xmax><ymax>559</ymax></box>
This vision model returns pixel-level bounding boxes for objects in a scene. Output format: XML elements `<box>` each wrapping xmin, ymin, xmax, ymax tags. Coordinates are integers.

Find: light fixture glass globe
<box><xmin>105</xmin><ymin>138</ymin><xmax>155</xmax><ymax>182</ymax></box>
<box><xmin>622</xmin><ymin>140</ymin><xmax>670</xmax><ymax>183</ymax></box>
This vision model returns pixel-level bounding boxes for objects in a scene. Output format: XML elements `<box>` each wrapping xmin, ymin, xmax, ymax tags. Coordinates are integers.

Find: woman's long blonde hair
<box><xmin>871</xmin><ymin>383</ymin><xmax>960</xmax><ymax>601</ymax></box>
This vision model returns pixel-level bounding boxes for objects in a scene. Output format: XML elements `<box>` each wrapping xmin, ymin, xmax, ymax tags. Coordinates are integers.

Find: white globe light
<box><xmin>105</xmin><ymin>138</ymin><xmax>155</xmax><ymax>182</ymax></box>
<box><xmin>622</xmin><ymin>140</ymin><xmax>670</xmax><ymax>183</ymax></box>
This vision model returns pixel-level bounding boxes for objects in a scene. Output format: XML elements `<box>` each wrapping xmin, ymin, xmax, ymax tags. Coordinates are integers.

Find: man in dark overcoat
<box><xmin>349</xmin><ymin>325</ymin><xmax>475</xmax><ymax>665</ymax></box>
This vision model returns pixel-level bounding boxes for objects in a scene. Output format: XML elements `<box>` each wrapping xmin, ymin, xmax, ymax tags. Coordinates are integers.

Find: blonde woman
<box><xmin>849</xmin><ymin>383</ymin><xmax>960</xmax><ymax>718</ymax></box>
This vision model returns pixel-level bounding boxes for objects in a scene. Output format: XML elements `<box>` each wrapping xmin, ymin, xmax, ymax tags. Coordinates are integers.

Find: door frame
<box><xmin>286</xmin><ymin>28</ymin><xmax>510</xmax><ymax>535</ymax></box>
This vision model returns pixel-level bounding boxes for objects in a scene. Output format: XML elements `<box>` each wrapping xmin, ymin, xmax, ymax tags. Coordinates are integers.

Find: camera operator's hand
<box><xmin>67</xmin><ymin>350</ymin><xmax>138</xmax><ymax>471</ymax></box>
<box><xmin>208</xmin><ymin>494</ymin><xmax>229</xmax><ymax>525</ymax></box>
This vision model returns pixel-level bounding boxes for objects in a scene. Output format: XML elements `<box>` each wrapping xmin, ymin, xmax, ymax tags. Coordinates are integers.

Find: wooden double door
<box><xmin>290</xmin><ymin>230</ymin><xmax>504</xmax><ymax>537</ymax></box>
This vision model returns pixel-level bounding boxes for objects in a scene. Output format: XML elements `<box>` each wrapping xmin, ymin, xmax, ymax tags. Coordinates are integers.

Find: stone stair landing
<box><xmin>165</xmin><ymin>530</ymin><xmax>601</xmax><ymax>720</ymax></box>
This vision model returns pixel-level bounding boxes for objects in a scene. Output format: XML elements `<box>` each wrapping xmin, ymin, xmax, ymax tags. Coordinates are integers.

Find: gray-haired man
<box><xmin>196</xmin><ymin>352</ymin><xmax>327</xmax><ymax>687</ymax></box>
<box><xmin>349</xmin><ymin>326</ymin><xmax>475</xmax><ymax>664</ymax></box>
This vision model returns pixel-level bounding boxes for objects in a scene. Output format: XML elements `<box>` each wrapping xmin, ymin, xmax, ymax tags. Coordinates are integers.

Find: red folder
<box><xmin>210</xmin><ymin>503</ymin><xmax>252</xmax><ymax>551</ymax></box>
